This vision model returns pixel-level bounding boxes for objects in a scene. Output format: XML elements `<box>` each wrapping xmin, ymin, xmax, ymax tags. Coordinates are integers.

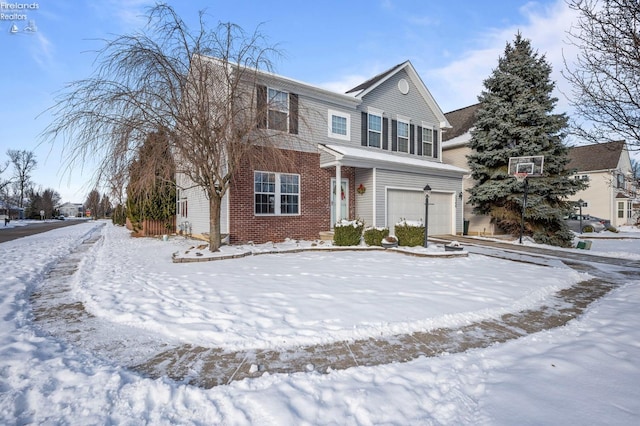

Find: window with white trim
<box><xmin>618</xmin><ymin>201</ymin><xmax>625</xmax><ymax>218</ymax></box>
<box><xmin>367</xmin><ymin>112</ymin><xmax>382</xmax><ymax>148</ymax></box>
<box><xmin>268</xmin><ymin>88</ymin><xmax>289</xmax><ymax>132</ymax></box>
<box><xmin>254</xmin><ymin>171</ymin><xmax>300</xmax><ymax>215</ymax></box>
<box><xmin>422</xmin><ymin>125</ymin><xmax>434</xmax><ymax>157</ymax></box>
<box><xmin>328</xmin><ymin>110</ymin><xmax>350</xmax><ymax>141</ymax></box>
<box><xmin>397</xmin><ymin>119</ymin><xmax>409</xmax><ymax>153</ymax></box>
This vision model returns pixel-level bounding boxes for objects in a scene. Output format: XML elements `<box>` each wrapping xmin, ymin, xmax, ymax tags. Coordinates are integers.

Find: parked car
<box><xmin>563</xmin><ymin>214</ymin><xmax>605</xmax><ymax>233</ymax></box>
<box><xmin>56</xmin><ymin>215</ymin><xmax>65</xmax><ymax>220</ymax></box>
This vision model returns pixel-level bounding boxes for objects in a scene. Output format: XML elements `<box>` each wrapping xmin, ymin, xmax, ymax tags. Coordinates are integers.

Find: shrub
<box><xmin>394</xmin><ymin>220</ymin><xmax>425</xmax><ymax>247</ymax></box>
<box><xmin>333</xmin><ymin>219</ymin><xmax>364</xmax><ymax>246</ymax></box>
<box><xmin>363</xmin><ymin>227</ymin><xmax>389</xmax><ymax>246</ymax></box>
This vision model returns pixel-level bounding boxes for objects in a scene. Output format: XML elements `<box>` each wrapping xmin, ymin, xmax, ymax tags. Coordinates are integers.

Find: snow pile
<box><xmin>0</xmin><ymin>221</ymin><xmax>639</xmax><ymax>424</ymax></box>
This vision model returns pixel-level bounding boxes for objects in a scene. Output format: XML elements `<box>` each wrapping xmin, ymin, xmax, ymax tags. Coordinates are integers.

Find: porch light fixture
<box><xmin>423</xmin><ymin>184</ymin><xmax>432</xmax><ymax>248</ymax></box>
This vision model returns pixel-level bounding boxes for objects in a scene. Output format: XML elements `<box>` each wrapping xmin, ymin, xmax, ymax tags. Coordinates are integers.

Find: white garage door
<box><xmin>387</xmin><ymin>189</ymin><xmax>453</xmax><ymax>235</ymax></box>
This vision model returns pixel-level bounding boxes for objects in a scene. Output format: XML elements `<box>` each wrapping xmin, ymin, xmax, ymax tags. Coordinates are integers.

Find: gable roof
<box><xmin>346</xmin><ymin>61</ymin><xmax>450</xmax><ymax>129</ymax></box>
<box><xmin>346</xmin><ymin>62</ymin><xmax>406</xmax><ymax>95</ymax></box>
<box><xmin>567</xmin><ymin>141</ymin><xmax>626</xmax><ymax>172</ymax></box>
<box><xmin>443</xmin><ymin>103</ymin><xmax>481</xmax><ymax>141</ymax></box>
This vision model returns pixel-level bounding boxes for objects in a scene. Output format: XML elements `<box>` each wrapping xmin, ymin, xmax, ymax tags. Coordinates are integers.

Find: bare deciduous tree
<box><xmin>563</xmin><ymin>0</ymin><xmax>640</xmax><ymax>150</ymax></box>
<box><xmin>0</xmin><ymin>159</ymin><xmax>10</xmax><ymax>193</ymax></box>
<box><xmin>7</xmin><ymin>149</ymin><xmax>37</xmax><ymax>208</ymax></box>
<box><xmin>43</xmin><ymin>4</ymin><xmax>303</xmax><ymax>251</ymax></box>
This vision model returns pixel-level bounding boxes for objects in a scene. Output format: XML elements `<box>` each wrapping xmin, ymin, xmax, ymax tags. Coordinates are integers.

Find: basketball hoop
<box><xmin>514</xmin><ymin>172</ymin><xmax>528</xmax><ymax>182</ymax></box>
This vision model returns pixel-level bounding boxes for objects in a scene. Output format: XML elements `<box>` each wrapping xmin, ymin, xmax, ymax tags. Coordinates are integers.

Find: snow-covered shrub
<box><xmin>363</xmin><ymin>227</ymin><xmax>389</xmax><ymax>246</ymax></box>
<box><xmin>394</xmin><ymin>220</ymin><xmax>425</xmax><ymax>247</ymax></box>
<box><xmin>333</xmin><ymin>219</ymin><xmax>364</xmax><ymax>246</ymax></box>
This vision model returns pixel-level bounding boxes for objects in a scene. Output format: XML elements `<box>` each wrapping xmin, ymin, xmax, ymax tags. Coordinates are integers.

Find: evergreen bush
<box><xmin>333</xmin><ymin>219</ymin><xmax>364</xmax><ymax>246</ymax></box>
<box><xmin>363</xmin><ymin>227</ymin><xmax>389</xmax><ymax>246</ymax></box>
<box><xmin>394</xmin><ymin>221</ymin><xmax>425</xmax><ymax>247</ymax></box>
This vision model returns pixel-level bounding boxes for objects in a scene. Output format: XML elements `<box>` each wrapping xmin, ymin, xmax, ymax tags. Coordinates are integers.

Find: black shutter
<box><xmin>433</xmin><ymin>129</ymin><xmax>439</xmax><ymax>159</ymax></box>
<box><xmin>289</xmin><ymin>93</ymin><xmax>298</xmax><ymax>134</ymax></box>
<box><xmin>361</xmin><ymin>112</ymin><xmax>368</xmax><ymax>146</ymax></box>
<box><xmin>409</xmin><ymin>124</ymin><xmax>415</xmax><ymax>155</ymax></box>
<box><xmin>417</xmin><ymin>127</ymin><xmax>423</xmax><ymax>156</ymax></box>
<box><xmin>256</xmin><ymin>85</ymin><xmax>267</xmax><ymax>129</ymax></box>
<box><xmin>382</xmin><ymin>117</ymin><xmax>389</xmax><ymax>150</ymax></box>
<box><xmin>391</xmin><ymin>119</ymin><xmax>398</xmax><ymax>152</ymax></box>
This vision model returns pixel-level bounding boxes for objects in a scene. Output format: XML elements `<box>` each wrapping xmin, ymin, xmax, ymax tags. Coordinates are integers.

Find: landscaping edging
<box><xmin>171</xmin><ymin>245</ymin><xmax>468</xmax><ymax>263</ymax></box>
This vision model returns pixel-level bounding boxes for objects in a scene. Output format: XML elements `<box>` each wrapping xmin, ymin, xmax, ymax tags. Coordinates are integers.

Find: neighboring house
<box><xmin>177</xmin><ymin>60</ymin><xmax>468</xmax><ymax>244</ymax></box>
<box><xmin>441</xmin><ymin>103</ymin><xmax>494</xmax><ymax>235</ymax></box>
<box><xmin>566</xmin><ymin>141</ymin><xmax>637</xmax><ymax>228</ymax></box>
<box><xmin>442</xmin><ymin>103</ymin><xmax>638</xmax><ymax>232</ymax></box>
<box><xmin>0</xmin><ymin>200</ymin><xmax>25</xmax><ymax>220</ymax></box>
<box><xmin>57</xmin><ymin>202</ymin><xmax>84</xmax><ymax>218</ymax></box>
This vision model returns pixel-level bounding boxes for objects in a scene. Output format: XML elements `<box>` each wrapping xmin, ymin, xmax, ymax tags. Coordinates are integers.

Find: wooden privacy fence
<box><xmin>126</xmin><ymin>217</ymin><xmax>176</xmax><ymax>237</ymax></box>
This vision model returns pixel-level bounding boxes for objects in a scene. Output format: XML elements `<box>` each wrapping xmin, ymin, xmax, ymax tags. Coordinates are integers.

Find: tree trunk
<box><xmin>208</xmin><ymin>194</ymin><xmax>222</xmax><ymax>252</ymax></box>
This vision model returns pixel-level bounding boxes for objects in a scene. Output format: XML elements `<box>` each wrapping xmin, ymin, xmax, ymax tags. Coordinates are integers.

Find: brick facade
<box><xmin>229</xmin><ymin>149</ymin><xmax>355</xmax><ymax>244</ymax></box>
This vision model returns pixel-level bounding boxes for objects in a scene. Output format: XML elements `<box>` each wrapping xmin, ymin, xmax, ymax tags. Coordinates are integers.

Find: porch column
<box><xmin>335</xmin><ymin>164</ymin><xmax>342</xmax><ymax>224</ymax></box>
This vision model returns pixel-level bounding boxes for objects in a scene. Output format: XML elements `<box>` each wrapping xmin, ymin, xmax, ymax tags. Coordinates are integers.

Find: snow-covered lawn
<box><xmin>1</xmin><ymin>221</ymin><xmax>639</xmax><ymax>424</ymax></box>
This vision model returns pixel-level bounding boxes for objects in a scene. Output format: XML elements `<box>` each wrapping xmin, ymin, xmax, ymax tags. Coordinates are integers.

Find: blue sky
<box><xmin>1</xmin><ymin>0</ymin><xmax>580</xmax><ymax>203</ymax></box>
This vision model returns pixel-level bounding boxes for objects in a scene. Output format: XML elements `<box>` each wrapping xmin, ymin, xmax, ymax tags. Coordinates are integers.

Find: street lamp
<box><xmin>423</xmin><ymin>184</ymin><xmax>432</xmax><ymax>248</ymax></box>
<box><xmin>577</xmin><ymin>199</ymin><xmax>584</xmax><ymax>234</ymax></box>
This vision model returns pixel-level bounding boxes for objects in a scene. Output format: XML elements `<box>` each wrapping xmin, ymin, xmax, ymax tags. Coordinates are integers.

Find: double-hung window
<box><xmin>268</xmin><ymin>88</ymin><xmax>289</xmax><ymax>132</ymax></box>
<box><xmin>368</xmin><ymin>113</ymin><xmax>382</xmax><ymax>148</ymax></box>
<box><xmin>254</xmin><ymin>171</ymin><xmax>300</xmax><ymax>215</ymax></box>
<box><xmin>397</xmin><ymin>119</ymin><xmax>409</xmax><ymax>153</ymax></box>
<box><xmin>328</xmin><ymin>109</ymin><xmax>351</xmax><ymax>141</ymax></box>
<box><xmin>422</xmin><ymin>124</ymin><xmax>434</xmax><ymax>157</ymax></box>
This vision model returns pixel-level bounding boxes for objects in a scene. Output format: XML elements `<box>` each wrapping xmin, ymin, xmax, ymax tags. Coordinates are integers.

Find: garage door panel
<box><xmin>387</xmin><ymin>190</ymin><xmax>452</xmax><ymax>236</ymax></box>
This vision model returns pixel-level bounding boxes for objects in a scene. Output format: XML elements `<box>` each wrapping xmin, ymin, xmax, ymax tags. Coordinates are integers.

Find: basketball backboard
<box><xmin>508</xmin><ymin>155</ymin><xmax>544</xmax><ymax>177</ymax></box>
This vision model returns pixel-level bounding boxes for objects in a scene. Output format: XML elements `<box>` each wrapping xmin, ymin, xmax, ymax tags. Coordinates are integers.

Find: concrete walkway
<box><xmin>31</xmin><ymin>230</ymin><xmax>640</xmax><ymax>389</ymax></box>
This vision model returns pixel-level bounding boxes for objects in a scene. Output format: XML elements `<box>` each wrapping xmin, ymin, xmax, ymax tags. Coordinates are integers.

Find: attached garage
<box><xmin>387</xmin><ymin>189</ymin><xmax>454</xmax><ymax>236</ymax></box>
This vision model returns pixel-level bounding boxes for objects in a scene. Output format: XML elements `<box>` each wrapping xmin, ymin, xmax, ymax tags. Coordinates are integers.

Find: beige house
<box><xmin>441</xmin><ymin>104</ymin><xmax>495</xmax><ymax>235</ymax></box>
<box><xmin>442</xmin><ymin>104</ymin><xmax>638</xmax><ymax>234</ymax></box>
<box><xmin>566</xmin><ymin>141</ymin><xmax>637</xmax><ymax>228</ymax></box>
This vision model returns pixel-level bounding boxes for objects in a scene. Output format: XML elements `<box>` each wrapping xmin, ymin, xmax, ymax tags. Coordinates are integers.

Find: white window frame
<box><xmin>397</xmin><ymin>117</ymin><xmax>410</xmax><ymax>153</ymax></box>
<box><xmin>328</xmin><ymin>109</ymin><xmax>351</xmax><ymax>141</ymax></box>
<box><xmin>267</xmin><ymin>87</ymin><xmax>289</xmax><ymax>132</ymax></box>
<box><xmin>367</xmin><ymin>108</ymin><xmax>383</xmax><ymax>148</ymax></box>
<box><xmin>254</xmin><ymin>171</ymin><xmax>300</xmax><ymax>216</ymax></box>
<box><xmin>421</xmin><ymin>122</ymin><xmax>434</xmax><ymax>157</ymax></box>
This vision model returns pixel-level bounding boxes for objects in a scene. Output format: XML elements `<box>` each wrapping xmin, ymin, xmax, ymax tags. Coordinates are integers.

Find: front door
<box><xmin>330</xmin><ymin>178</ymin><xmax>349</xmax><ymax>227</ymax></box>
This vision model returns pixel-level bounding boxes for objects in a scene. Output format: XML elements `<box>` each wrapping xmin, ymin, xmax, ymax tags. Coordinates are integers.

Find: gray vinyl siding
<box><xmin>359</xmin><ymin>70</ymin><xmax>439</xmax><ymax>128</ymax></box>
<box><xmin>176</xmin><ymin>173</ymin><xmax>229</xmax><ymax>237</ymax></box>
<box><xmin>373</xmin><ymin>169</ymin><xmax>463</xmax><ymax>233</ymax></box>
<box><xmin>354</xmin><ymin>169</ymin><xmax>375</xmax><ymax>226</ymax></box>
<box><xmin>257</xmin><ymin>76</ymin><xmax>359</xmax><ymax>152</ymax></box>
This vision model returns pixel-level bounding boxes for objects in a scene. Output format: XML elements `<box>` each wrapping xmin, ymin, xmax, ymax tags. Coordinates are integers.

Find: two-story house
<box><xmin>176</xmin><ymin>60</ymin><xmax>467</xmax><ymax>244</ymax></box>
<box><xmin>566</xmin><ymin>141</ymin><xmax>637</xmax><ymax>227</ymax></box>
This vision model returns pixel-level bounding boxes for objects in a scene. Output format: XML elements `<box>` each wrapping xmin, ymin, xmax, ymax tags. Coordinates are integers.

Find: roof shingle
<box><xmin>567</xmin><ymin>141</ymin><xmax>625</xmax><ymax>172</ymax></box>
<box><xmin>443</xmin><ymin>103</ymin><xmax>481</xmax><ymax>141</ymax></box>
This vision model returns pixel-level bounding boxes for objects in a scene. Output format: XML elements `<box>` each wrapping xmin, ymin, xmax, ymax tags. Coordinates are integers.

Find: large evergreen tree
<box><xmin>467</xmin><ymin>33</ymin><xmax>585</xmax><ymax>247</ymax></box>
<box><xmin>126</xmin><ymin>130</ymin><xmax>176</xmax><ymax>232</ymax></box>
